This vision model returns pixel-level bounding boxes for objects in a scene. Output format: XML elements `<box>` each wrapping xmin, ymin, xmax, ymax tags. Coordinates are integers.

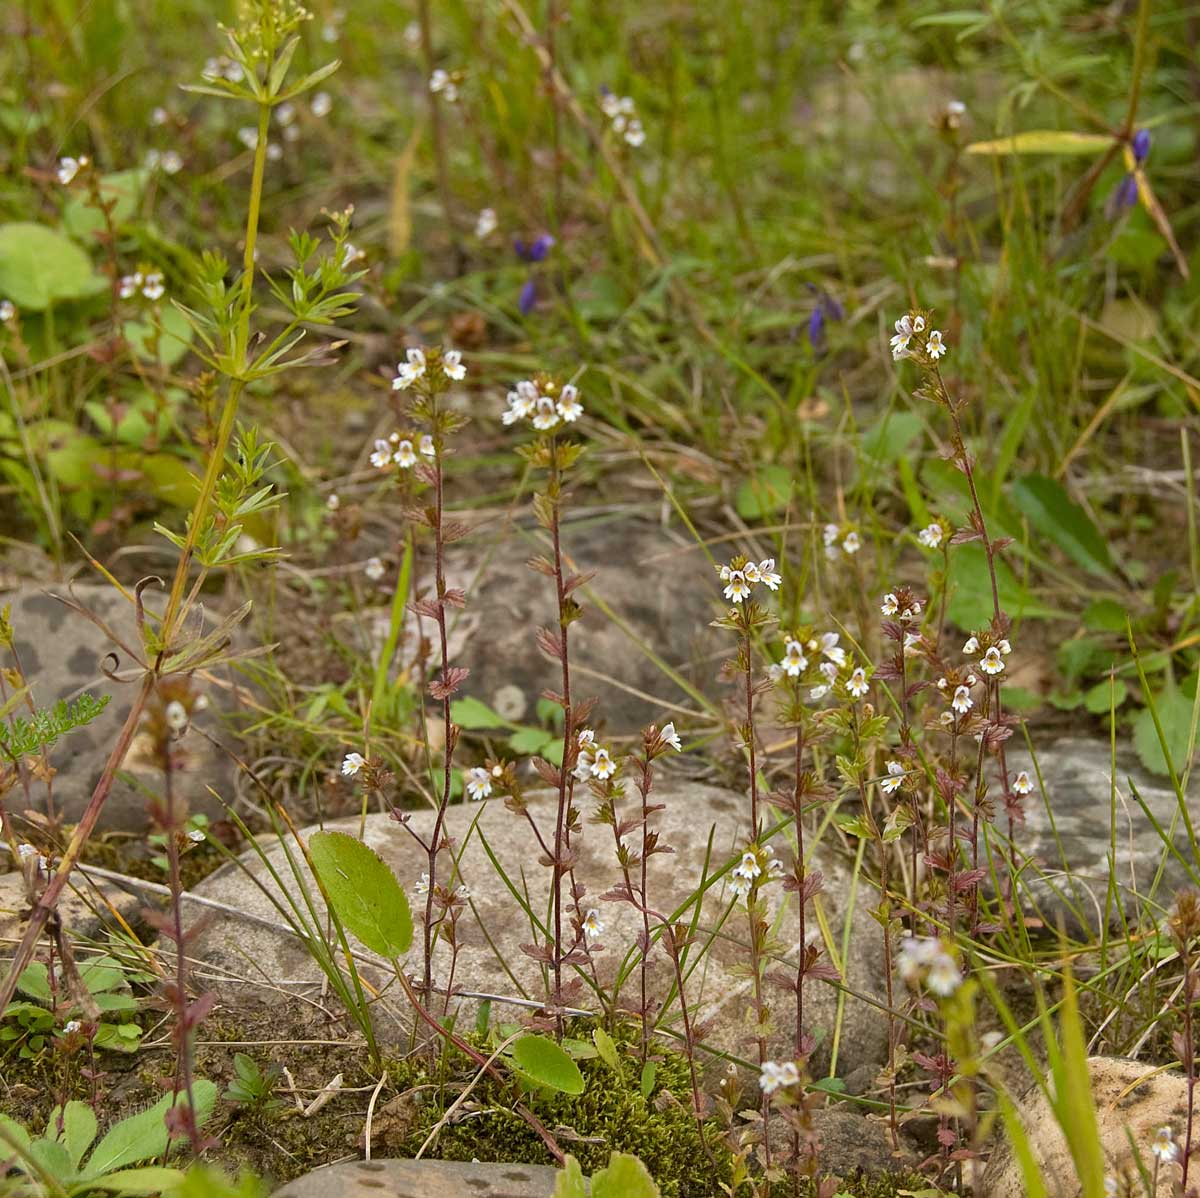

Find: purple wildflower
<box><xmin>1132</xmin><ymin>128</ymin><xmax>1151</xmax><ymax>164</ymax></box>
<box><xmin>514</xmin><ymin>234</ymin><xmax>555</xmax><ymax>263</ymax></box>
<box><xmin>519</xmin><ymin>277</ymin><xmax>538</xmax><ymax>316</ymax></box>
<box><xmin>1107</xmin><ymin>172</ymin><xmax>1139</xmax><ymax>218</ymax></box>
<box><xmin>805</xmin><ymin>287</ymin><xmax>845</xmax><ymax>352</ymax></box>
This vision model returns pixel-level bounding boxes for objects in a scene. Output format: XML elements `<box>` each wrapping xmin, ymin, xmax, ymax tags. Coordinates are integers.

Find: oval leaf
<box><xmin>84</xmin><ymin>1082</ymin><xmax>216</xmax><ymax>1177</ymax></box>
<box><xmin>0</xmin><ymin>222</ymin><xmax>105</xmax><ymax>310</ymax></box>
<box><xmin>592</xmin><ymin>1152</ymin><xmax>662</xmax><ymax>1198</ymax></box>
<box><xmin>511</xmin><ymin>1033</ymin><xmax>585</xmax><ymax>1095</ymax></box>
<box><xmin>1011</xmin><ymin>473</ymin><xmax>1112</xmax><ymax>577</ymax></box>
<box><xmin>308</xmin><ymin>830</ymin><xmax>413</xmax><ymax>958</ymax></box>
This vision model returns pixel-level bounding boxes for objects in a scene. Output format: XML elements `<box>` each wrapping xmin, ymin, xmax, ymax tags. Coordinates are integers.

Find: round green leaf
<box><xmin>308</xmin><ymin>830</ymin><xmax>413</xmax><ymax>958</ymax></box>
<box><xmin>0</xmin><ymin>222</ymin><xmax>105</xmax><ymax>310</ymax></box>
<box><xmin>510</xmin><ymin>1033</ymin><xmax>585</xmax><ymax>1095</ymax></box>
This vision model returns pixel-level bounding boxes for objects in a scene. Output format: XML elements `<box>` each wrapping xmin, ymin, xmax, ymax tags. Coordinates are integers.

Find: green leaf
<box><xmin>1133</xmin><ymin>689</ymin><xmax>1198</xmax><ymax>777</ymax></box>
<box><xmin>15</xmin><ymin>962</ymin><xmax>51</xmax><ymax>1002</ymax></box>
<box><xmin>639</xmin><ymin>1061</ymin><xmax>657</xmax><ymax>1098</ymax></box>
<box><xmin>1083</xmin><ymin>678</ymin><xmax>1127</xmax><ymax>715</ymax></box>
<box><xmin>101</xmin><ymin>1166</ymin><xmax>189</xmax><ymax>1194</ymax></box>
<box><xmin>63</xmin><ymin>169</ymin><xmax>146</xmax><ymax>241</ymax></box>
<box><xmin>123</xmin><ymin>306</ymin><xmax>195</xmax><ymax>367</ymax></box>
<box><xmin>44</xmin><ymin>1101</ymin><xmax>97</xmax><ymax>1169</ymax></box>
<box><xmin>508</xmin><ymin>726</ymin><xmax>556</xmax><ymax>755</ymax></box>
<box><xmin>510</xmin><ymin>1034</ymin><xmax>585</xmax><ymax>1095</ymax></box>
<box><xmin>0</xmin><ymin>1114</ymin><xmax>31</xmax><ymax>1155</ymax></box>
<box><xmin>83</xmin><ymin>1082</ymin><xmax>216</xmax><ymax>1177</ymax></box>
<box><xmin>592</xmin><ymin>1027</ymin><xmax>622</xmax><ymax>1073</ymax></box>
<box><xmin>592</xmin><ymin>1152</ymin><xmax>662</xmax><ymax>1198</ymax></box>
<box><xmin>859</xmin><ymin>410</ymin><xmax>924</xmax><ymax>474</ymax></box>
<box><xmin>1083</xmin><ymin>599</ymin><xmax>1129</xmax><ymax>633</ymax></box>
<box><xmin>966</xmin><ymin>131</ymin><xmax>1113</xmax><ymax>156</ymax></box>
<box><xmin>308</xmin><ymin>830</ymin><xmax>413</xmax><ymax>958</ymax></box>
<box><xmin>553</xmin><ymin>1156</ymin><xmax>588</xmax><ymax>1198</ymax></box>
<box><xmin>0</xmin><ymin>222</ymin><xmax>106</xmax><ymax>310</ymax></box>
<box><xmin>1011</xmin><ymin>473</ymin><xmax>1112</xmax><ymax>577</ymax></box>
<box><xmin>449</xmin><ymin>695</ymin><xmax>512</xmax><ymax>729</ymax></box>
<box><xmin>735</xmin><ymin>464</ymin><xmax>792</xmax><ymax>520</ymax></box>
<box><xmin>946</xmin><ymin>543</ymin><xmax>1053</xmax><ymax>628</ymax></box>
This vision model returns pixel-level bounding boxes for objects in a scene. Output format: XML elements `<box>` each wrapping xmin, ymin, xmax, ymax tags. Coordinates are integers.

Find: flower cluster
<box><xmin>466</xmin><ymin>764</ymin><xmax>505</xmax><ymax>801</ymax></box>
<box><xmin>890</xmin><ymin>311</ymin><xmax>947</xmax><ymax>363</ymax></box>
<box><xmin>118</xmin><ymin>270</ymin><xmax>166</xmax><ymax>302</ymax></box>
<box><xmin>823</xmin><ymin>522</ymin><xmax>861</xmax><ymax>559</ymax></box>
<box><xmin>717</xmin><ymin>556</ymin><xmax>782</xmax><ymax>604</ymax></box>
<box><xmin>429</xmin><ymin>68</ymin><xmax>461</xmax><ymax>103</ymax></box>
<box><xmin>897</xmin><ymin>935</ymin><xmax>961</xmax><ymax>996</ymax></box>
<box><xmin>144</xmin><ymin>149</ymin><xmax>184</xmax><ymax>175</ymax></box>
<box><xmin>758</xmin><ymin>1059</ymin><xmax>801</xmax><ymax>1094</ymax></box>
<box><xmin>729</xmin><ymin>842</ymin><xmax>784</xmax><ymax>901</ymax></box>
<box><xmin>501</xmin><ymin>377</ymin><xmax>582</xmax><ymax>430</ymax></box>
<box><xmin>369</xmin><ymin>431</ymin><xmax>436</xmax><ymax>470</ymax></box>
<box><xmin>573</xmin><ymin>729</ymin><xmax>618</xmax><ymax>782</ymax></box>
<box><xmin>599</xmin><ymin>89</ymin><xmax>645</xmax><ymax>147</ymax></box>
<box><xmin>768</xmin><ymin>629</ymin><xmax>852</xmax><ymax>703</ymax></box>
<box><xmin>936</xmin><ymin>670</ymin><xmax>978</xmax><ymax>719</ymax></box>
<box><xmin>962</xmin><ymin>633</ymin><xmax>1012</xmax><ymax>677</ymax></box>
<box><xmin>391</xmin><ymin>346</ymin><xmax>466</xmax><ymax>392</ymax></box>
<box><xmin>880</xmin><ymin>588</ymin><xmax>921</xmax><ymax>623</ymax></box>
<box><xmin>56</xmin><ymin>156</ymin><xmax>90</xmax><ymax>186</ymax></box>
<box><xmin>202</xmin><ymin>54</ymin><xmax>244</xmax><ymax>83</ymax></box>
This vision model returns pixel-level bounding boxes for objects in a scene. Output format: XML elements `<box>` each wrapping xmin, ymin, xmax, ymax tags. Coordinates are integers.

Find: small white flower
<box><xmin>187</xmin><ymin>828</ymin><xmax>206</xmax><ymax>843</ymax></box>
<box><xmin>151</xmin><ymin>106</ymin><xmax>169</xmax><ymax>126</ymax></box>
<box><xmin>758</xmin><ymin>1060</ymin><xmax>801</xmax><ymax>1094</ymax></box>
<box><xmin>729</xmin><ymin>873</ymin><xmax>752</xmax><ymax>901</ymax></box>
<box><xmin>809</xmin><ymin>684</ymin><xmax>830</xmax><ymax>702</ymax></box>
<box><xmin>590</xmin><ymin>747</ymin><xmax>616</xmax><ymax>780</ymax></box>
<box><xmin>442</xmin><ymin>348</ymin><xmax>466</xmax><ymax>381</ymax></box>
<box><xmin>819</xmin><ymin>661</ymin><xmax>838</xmax><ymax>683</ymax></box>
<box><xmin>311</xmin><ymin>91</ymin><xmax>333</xmax><ymax>118</ymax></box>
<box><xmin>737</xmin><ymin>850</ymin><xmax>762</xmax><ymax>880</ymax></box>
<box><xmin>326</xmin><ymin>493</ymin><xmax>340</xmax><ymax>512</ymax></box>
<box><xmin>17</xmin><ymin>842</ymin><xmax>37</xmax><ymax>862</ymax></box>
<box><xmin>624</xmin><ymin>119</ymin><xmax>646</xmax><ymax>147</ymax></box>
<box><xmin>393</xmin><ymin>439</ymin><xmax>417</xmax><ymax>469</ymax></box>
<box><xmin>846</xmin><ymin>667</ymin><xmax>869</xmax><ymax>699</ymax></box>
<box><xmin>951</xmin><ymin>685</ymin><xmax>973</xmax><ymax>715</ymax></box>
<box><xmin>341</xmin><ymin>752</ymin><xmax>366</xmax><ymax>776</ymax></box>
<box><xmin>63</xmin><ymin>1020</ymin><xmax>82</xmax><ymax>1035</ymax></box>
<box><xmin>782</xmin><ymin>639</ymin><xmax>808</xmax><ymax>676</ymax></box>
<box><xmin>429</xmin><ymin>69</ymin><xmax>458</xmax><ymax>102</ymax></box>
<box><xmin>275</xmin><ymin>101</ymin><xmax>296</xmax><ymax>127</ymax></box>
<box><xmin>819</xmin><ymin>632</ymin><xmax>846</xmax><ymax>666</ymax></box>
<box><xmin>142</xmin><ymin>272</ymin><xmax>165</xmax><ymax>301</ymax></box>
<box><xmin>926</xmin><ymin>952</ymin><xmax>961</xmax><ymax>996</ymax></box>
<box><xmin>926</xmin><ymin>329</ymin><xmax>946</xmax><ymax>360</ymax></box>
<box><xmin>165</xmin><ymin>700</ymin><xmax>188</xmax><ymax>731</ymax></box>
<box><xmin>997</xmin><ymin>639</ymin><xmax>1012</xmax><ymax>655</ymax></box>
<box><xmin>1152</xmin><ymin>1126</ymin><xmax>1178</xmax><ymax>1163</ymax></box>
<box><xmin>145</xmin><ymin>149</ymin><xmax>162</xmax><ymax>170</ymax></box>
<box><xmin>237</xmin><ymin>126</ymin><xmax>259</xmax><ymax>150</ymax></box>
<box><xmin>0</xmin><ymin>300</ymin><xmax>13</xmax><ymax>322</ymax></box>
<box><xmin>532</xmin><ymin>395</ymin><xmax>561</xmax><ymax>430</ymax></box>
<box><xmin>890</xmin><ymin>314</ymin><xmax>914</xmax><ymax>360</ymax></box>
<box><xmin>364</xmin><ymin>556</ymin><xmax>385</xmax><ymax>581</ymax></box>
<box><xmin>578</xmin><ymin>729</ymin><xmax>596</xmax><ymax>748</ymax></box>
<box><xmin>757</xmin><ymin>558</ymin><xmax>782</xmax><ymax>590</ymax></box>
<box><xmin>393</xmin><ymin>347</ymin><xmax>428</xmax><ymax>390</ymax></box>
<box><xmin>1012</xmin><ymin>770</ymin><xmax>1033</xmax><ymax>796</ymax></box>
<box><xmin>962</xmin><ymin>636</ymin><xmax>980</xmax><ymax>654</ymax></box>
<box><xmin>722</xmin><ymin>569</ymin><xmax>750</xmax><ymax>603</ymax></box>
<box><xmin>897</xmin><ymin>935</ymin><xmax>941</xmax><ymax>983</ymax></box>
<box><xmin>118</xmin><ymin>273</ymin><xmax>143</xmax><ymax>299</ymax></box>
<box><xmin>475</xmin><ymin>208</ymin><xmax>497</xmax><ymax>238</ymax></box>
<box><xmin>979</xmin><ymin>646</ymin><xmax>1005</xmax><ymax>676</ymax></box>
<box><xmin>161</xmin><ymin>150</ymin><xmax>183</xmax><ymax>175</ymax></box>
<box><xmin>403</xmin><ymin>20</ymin><xmax>421</xmax><ymax>48</ymax></box>
<box><xmin>582</xmin><ymin>909</ymin><xmax>604</xmax><ymax>939</ymax></box>
<box><xmin>881</xmin><ymin>761</ymin><xmax>905</xmax><ymax>794</ymax></box>
<box><xmin>659</xmin><ymin>722</ymin><xmax>682</xmax><ymax>752</ymax></box>
<box><xmin>903</xmin><ymin>632</ymin><xmax>921</xmax><ymax>655</ymax></box>
<box><xmin>455</xmin><ymin>884</ymin><xmax>470</xmax><ymax>900</ymax></box>
<box><xmin>56</xmin><ymin>156</ymin><xmax>86</xmax><ymax>186</ymax></box>
<box><xmin>419</xmin><ymin>434</ymin><xmax>436</xmax><ymax>458</ymax></box>
<box><xmin>842</xmin><ymin>531</ymin><xmax>861</xmax><ymax>555</ymax></box>
<box><xmin>881</xmin><ymin>593</ymin><xmax>899</xmax><ymax>617</ymax></box>
<box><xmin>917</xmin><ymin>522</ymin><xmax>944</xmax><ymax>549</ymax></box>
<box><xmin>823</xmin><ymin>523</ymin><xmax>839</xmax><ymax>548</ymax></box>
<box><xmin>370</xmin><ymin>439</ymin><xmax>393</xmax><ymax>469</ymax></box>
<box><xmin>556</xmin><ymin>383</ymin><xmax>582</xmax><ymax>422</ymax></box>
<box><xmin>415</xmin><ymin>872</ymin><xmax>430</xmax><ymax>896</ymax></box>
<box><xmin>466</xmin><ymin>766</ymin><xmax>492</xmax><ymax>801</ymax></box>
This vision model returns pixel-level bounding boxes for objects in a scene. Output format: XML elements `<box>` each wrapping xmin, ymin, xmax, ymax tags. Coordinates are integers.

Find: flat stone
<box><xmin>996</xmin><ymin>738</ymin><xmax>1198</xmax><ymax>929</ymax></box>
<box><xmin>0</xmin><ymin>868</ymin><xmax>142</xmax><ymax>949</ymax></box>
<box><xmin>370</xmin><ymin>517</ymin><xmax>721</xmax><ymax>730</ymax></box>
<box><xmin>272</xmin><ymin>1158</ymin><xmax>560</xmax><ymax>1198</ymax></box>
<box><xmin>188</xmin><ymin>780</ymin><xmax>889</xmax><ymax>1078</ymax></box>
<box><xmin>984</xmin><ymin>1057</ymin><xmax>1195</xmax><ymax>1197</ymax></box>
<box><xmin>2</xmin><ymin>584</ymin><xmax>236</xmax><ymax>832</ymax></box>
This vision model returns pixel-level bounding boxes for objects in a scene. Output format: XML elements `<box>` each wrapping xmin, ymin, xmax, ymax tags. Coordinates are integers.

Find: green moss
<box><xmin>768</xmin><ymin>1174</ymin><xmax>938</xmax><ymax>1198</ymax></box>
<box><xmin>386</xmin><ymin>1031</ymin><xmax>731</xmax><ymax>1198</ymax></box>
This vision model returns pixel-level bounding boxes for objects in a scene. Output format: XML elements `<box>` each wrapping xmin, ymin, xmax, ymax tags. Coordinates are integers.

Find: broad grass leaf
<box><xmin>592</xmin><ymin>1152</ymin><xmax>662</xmax><ymax>1198</ymax></box>
<box><xmin>99</xmin><ymin>1166</ymin><xmax>189</xmax><ymax>1195</ymax></box>
<box><xmin>946</xmin><ymin>543</ymin><xmax>1053</xmax><ymax>628</ymax></box>
<box><xmin>735</xmin><ymin>464</ymin><xmax>791</xmax><ymax>519</ymax></box>
<box><xmin>1133</xmin><ymin>689</ymin><xmax>1197</xmax><ymax>777</ymax></box>
<box><xmin>511</xmin><ymin>1034</ymin><xmax>585</xmax><ymax>1095</ymax></box>
<box><xmin>0</xmin><ymin>222</ymin><xmax>105</xmax><ymax>309</ymax></box>
<box><xmin>84</xmin><ymin>1081</ymin><xmax>216</xmax><ymax>1177</ymax></box>
<box><xmin>1011</xmin><ymin>473</ymin><xmax>1112</xmax><ymax>577</ymax></box>
<box><xmin>45</xmin><ymin>1100</ymin><xmax>97</xmax><ymax>1169</ymax></box>
<box><xmin>308</xmin><ymin>830</ymin><xmax>413</xmax><ymax>958</ymax></box>
<box><xmin>966</xmin><ymin>131</ymin><xmax>1112</xmax><ymax>156</ymax></box>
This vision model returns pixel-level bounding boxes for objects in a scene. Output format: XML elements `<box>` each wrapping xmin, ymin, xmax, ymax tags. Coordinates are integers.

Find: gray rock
<box><xmin>0</xmin><ymin>868</ymin><xmax>142</xmax><ymax>949</ymax></box>
<box><xmin>187</xmin><ymin>781</ymin><xmax>889</xmax><ymax>1078</ymax></box>
<box><xmin>996</xmin><ymin>738</ymin><xmax>1198</xmax><ymax>930</ymax></box>
<box><xmin>273</xmin><ymin>1158</ymin><xmax>560</xmax><ymax>1198</ymax></box>
<box><xmin>373</xmin><ymin>517</ymin><xmax>721</xmax><ymax>731</ymax></box>
<box><xmin>2</xmin><ymin>584</ymin><xmax>236</xmax><ymax>832</ymax></box>
<box><xmin>983</xmin><ymin>1057</ymin><xmax>1194</xmax><ymax>1197</ymax></box>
